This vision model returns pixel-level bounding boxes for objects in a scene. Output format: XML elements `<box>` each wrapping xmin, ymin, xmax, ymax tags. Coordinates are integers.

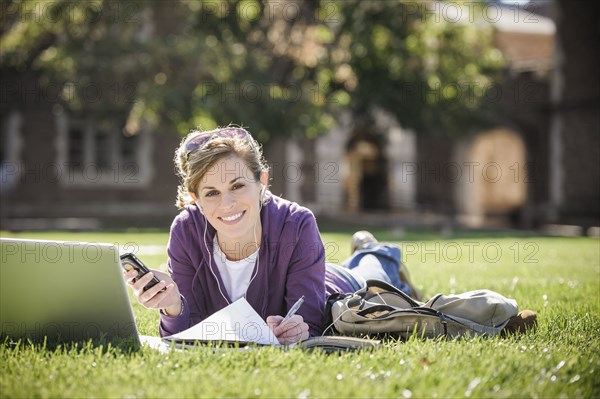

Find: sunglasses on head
<box><xmin>185</xmin><ymin>127</ymin><xmax>251</xmax><ymax>157</ymax></box>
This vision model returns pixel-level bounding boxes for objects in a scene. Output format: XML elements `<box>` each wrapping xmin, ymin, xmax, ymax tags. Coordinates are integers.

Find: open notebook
<box><xmin>159</xmin><ymin>298</ymin><xmax>379</xmax><ymax>351</ymax></box>
<box><xmin>162</xmin><ymin>298</ymin><xmax>280</xmax><ymax>346</ymax></box>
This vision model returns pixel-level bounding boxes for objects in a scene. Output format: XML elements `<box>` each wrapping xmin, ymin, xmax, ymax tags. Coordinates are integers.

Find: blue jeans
<box><xmin>328</xmin><ymin>243</ymin><xmax>413</xmax><ymax>296</ymax></box>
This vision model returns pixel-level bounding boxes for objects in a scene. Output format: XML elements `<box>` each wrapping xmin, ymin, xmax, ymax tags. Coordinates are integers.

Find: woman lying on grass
<box><xmin>123</xmin><ymin>126</ymin><xmax>536</xmax><ymax>344</ymax></box>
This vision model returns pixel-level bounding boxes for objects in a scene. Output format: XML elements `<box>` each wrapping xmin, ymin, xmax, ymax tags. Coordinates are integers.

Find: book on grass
<box><xmin>161</xmin><ymin>298</ymin><xmax>379</xmax><ymax>351</ymax></box>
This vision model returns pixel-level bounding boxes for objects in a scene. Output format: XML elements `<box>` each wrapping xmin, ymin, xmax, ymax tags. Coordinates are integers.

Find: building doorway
<box><xmin>345</xmin><ymin>131</ymin><xmax>389</xmax><ymax>211</ymax></box>
<box><xmin>454</xmin><ymin>128</ymin><xmax>527</xmax><ymax>226</ymax></box>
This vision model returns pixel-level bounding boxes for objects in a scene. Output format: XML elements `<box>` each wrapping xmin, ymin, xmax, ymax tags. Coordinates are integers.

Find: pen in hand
<box><xmin>280</xmin><ymin>296</ymin><xmax>305</xmax><ymax>325</ymax></box>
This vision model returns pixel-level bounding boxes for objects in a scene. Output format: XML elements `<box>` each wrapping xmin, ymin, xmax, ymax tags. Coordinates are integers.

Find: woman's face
<box><xmin>194</xmin><ymin>155</ymin><xmax>265</xmax><ymax>245</ymax></box>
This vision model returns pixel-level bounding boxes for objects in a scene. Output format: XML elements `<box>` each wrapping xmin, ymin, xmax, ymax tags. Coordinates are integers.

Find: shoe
<box><xmin>351</xmin><ymin>231</ymin><xmax>377</xmax><ymax>253</ymax></box>
<box><xmin>501</xmin><ymin>310</ymin><xmax>538</xmax><ymax>336</ymax></box>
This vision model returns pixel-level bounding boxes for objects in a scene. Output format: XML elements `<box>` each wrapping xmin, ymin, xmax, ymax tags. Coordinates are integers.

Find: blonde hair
<box><xmin>174</xmin><ymin>127</ymin><xmax>269</xmax><ymax>209</ymax></box>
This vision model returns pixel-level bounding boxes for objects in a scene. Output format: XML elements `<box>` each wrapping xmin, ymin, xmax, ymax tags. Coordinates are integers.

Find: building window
<box><xmin>120</xmin><ymin>133</ymin><xmax>140</xmax><ymax>165</ymax></box>
<box><xmin>56</xmin><ymin>114</ymin><xmax>153</xmax><ymax>187</ymax></box>
<box><xmin>67</xmin><ymin>126</ymin><xmax>84</xmax><ymax>168</ymax></box>
<box><xmin>0</xmin><ymin>111</ymin><xmax>23</xmax><ymax>194</ymax></box>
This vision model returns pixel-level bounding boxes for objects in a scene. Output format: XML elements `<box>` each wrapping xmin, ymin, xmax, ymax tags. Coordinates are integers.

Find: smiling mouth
<box><xmin>219</xmin><ymin>211</ymin><xmax>244</xmax><ymax>222</ymax></box>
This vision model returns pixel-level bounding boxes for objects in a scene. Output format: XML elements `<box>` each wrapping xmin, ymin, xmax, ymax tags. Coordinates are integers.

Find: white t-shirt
<box><xmin>213</xmin><ymin>239</ymin><xmax>258</xmax><ymax>302</ymax></box>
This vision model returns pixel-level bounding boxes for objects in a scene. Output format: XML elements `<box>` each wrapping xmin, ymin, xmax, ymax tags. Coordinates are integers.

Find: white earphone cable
<box><xmin>203</xmin><ymin>213</ymin><xmax>230</xmax><ymax>305</ymax></box>
<box><xmin>321</xmin><ymin>307</ymin><xmax>354</xmax><ymax>337</ymax></box>
<box><xmin>244</xmin><ymin>186</ymin><xmax>264</xmax><ymax>299</ymax></box>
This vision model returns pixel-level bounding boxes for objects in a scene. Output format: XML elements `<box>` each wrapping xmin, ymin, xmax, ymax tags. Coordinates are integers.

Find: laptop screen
<box><xmin>1</xmin><ymin>238</ymin><xmax>139</xmax><ymax>345</ymax></box>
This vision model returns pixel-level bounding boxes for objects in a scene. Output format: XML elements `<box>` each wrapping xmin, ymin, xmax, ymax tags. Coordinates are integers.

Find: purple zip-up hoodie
<box><xmin>159</xmin><ymin>194</ymin><xmax>352</xmax><ymax>337</ymax></box>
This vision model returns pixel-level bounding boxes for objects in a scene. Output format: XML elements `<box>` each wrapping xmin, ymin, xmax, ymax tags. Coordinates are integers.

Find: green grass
<box><xmin>1</xmin><ymin>230</ymin><xmax>599</xmax><ymax>398</ymax></box>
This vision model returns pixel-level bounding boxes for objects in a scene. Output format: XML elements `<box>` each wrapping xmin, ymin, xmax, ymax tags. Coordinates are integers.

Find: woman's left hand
<box><xmin>266</xmin><ymin>314</ymin><xmax>309</xmax><ymax>345</ymax></box>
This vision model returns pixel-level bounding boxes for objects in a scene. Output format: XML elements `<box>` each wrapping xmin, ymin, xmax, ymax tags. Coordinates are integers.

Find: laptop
<box><xmin>0</xmin><ymin>238</ymin><xmax>140</xmax><ymax>347</ymax></box>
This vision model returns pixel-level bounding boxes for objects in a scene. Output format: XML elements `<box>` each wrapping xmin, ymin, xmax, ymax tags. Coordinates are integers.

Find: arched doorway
<box><xmin>454</xmin><ymin>128</ymin><xmax>527</xmax><ymax>227</ymax></box>
<box><xmin>345</xmin><ymin>131</ymin><xmax>389</xmax><ymax>212</ymax></box>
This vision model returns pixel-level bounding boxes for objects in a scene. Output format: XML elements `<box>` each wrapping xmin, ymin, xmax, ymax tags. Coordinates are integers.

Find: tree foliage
<box><xmin>1</xmin><ymin>0</ymin><xmax>504</xmax><ymax>139</ymax></box>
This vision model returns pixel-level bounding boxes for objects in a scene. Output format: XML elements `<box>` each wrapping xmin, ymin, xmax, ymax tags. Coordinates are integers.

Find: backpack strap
<box><xmin>364</xmin><ymin>279</ymin><xmax>422</xmax><ymax>307</ymax></box>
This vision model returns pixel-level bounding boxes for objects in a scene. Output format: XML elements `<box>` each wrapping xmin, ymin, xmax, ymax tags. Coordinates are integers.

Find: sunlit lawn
<box><xmin>1</xmin><ymin>229</ymin><xmax>598</xmax><ymax>398</ymax></box>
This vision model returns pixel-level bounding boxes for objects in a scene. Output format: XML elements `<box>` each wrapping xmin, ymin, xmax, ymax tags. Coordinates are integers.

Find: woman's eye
<box><xmin>232</xmin><ymin>183</ymin><xmax>245</xmax><ymax>190</ymax></box>
<box><xmin>205</xmin><ymin>190</ymin><xmax>218</xmax><ymax>198</ymax></box>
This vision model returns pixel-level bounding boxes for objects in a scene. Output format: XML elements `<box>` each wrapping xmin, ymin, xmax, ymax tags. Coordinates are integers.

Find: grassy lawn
<box><xmin>1</xmin><ymin>230</ymin><xmax>599</xmax><ymax>398</ymax></box>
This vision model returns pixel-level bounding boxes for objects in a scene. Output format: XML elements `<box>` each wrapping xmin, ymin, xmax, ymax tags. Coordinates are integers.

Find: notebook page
<box><xmin>165</xmin><ymin>298</ymin><xmax>280</xmax><ymax>345</ymax></box>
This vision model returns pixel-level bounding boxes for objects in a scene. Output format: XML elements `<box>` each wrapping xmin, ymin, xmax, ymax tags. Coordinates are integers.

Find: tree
<box><xmin>1</xmin><ymin>0</ymin><xmax>504</xmax><ymax>140</ymax></box>
<box><xmin>323</xmin><ymin>0</ymin><xmax>505</xmax><ymax>136</ymax></box>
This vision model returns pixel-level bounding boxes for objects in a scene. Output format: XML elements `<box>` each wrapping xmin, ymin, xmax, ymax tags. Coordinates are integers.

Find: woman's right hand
<box><xmin>123</xmin><ymin>269</ymin><xmax>182</xmax><ymax>316</ymax></box>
